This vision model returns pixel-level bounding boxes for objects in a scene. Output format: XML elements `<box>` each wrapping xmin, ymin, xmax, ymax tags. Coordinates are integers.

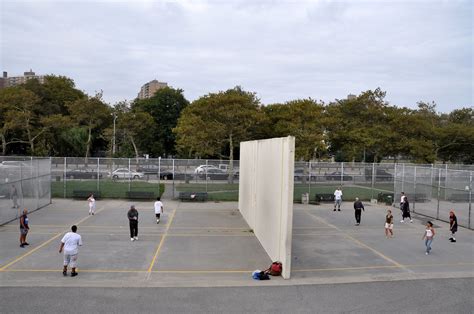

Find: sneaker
<box><xmin>134</xmin><ymin>236</ymin><xmax>138</xmax><ymax>241</ymax></box>
<box><xmin>63</xmin><ymin>271</ymin><xmax>67</xmax><ymax>276</ymax></box>
<box><xmin>355</xmin><ymin>223</ymin><xmax>359</xmax><ymax>226</ymax></box>
<box><xmin>333</xmin><ymin>209</ymin><xmax>336</xmax><ymax>211</ymax></box>
<box><xmin>449</xmin><ymin>237</ymin><xmax>453</xmax><ymax>241</ymax></box>
<box><xmin>71</xmin><ymin>272</ymin><xmax>78</xmax><ymax>277</ymax></box>
<box><xmin>451</xmin><ymin>239</ymin><xmax>456</xmax><ymax>242</ymax></box>
<box><xmin>425</xmin><ymin>252</ymin><xmax>429</xmax><ymax>255</ymax></box>
<box><xmin>410</xmin><ymin>219</ymin><xmax>413</xmax><ymax>223</ymax></box>
<box><xmin>20</xmin><ymin>244</ymin><xmax>25</xmax><ymax>248</ymax></box>
<box><xmin>23</xmin><ymin>242</ymin><xmax>29</xmax><ymax>246</ymax></box>
<box><xmin>400</xmin><ymin>220</ymin><xmax>404</xmax><ymax>223</ymax></box>
<box><xmin>92</xmin><ymin>213</ymin><xmax>94</xmax><ymax>215</ymax></box>
<box><xmin>157</xmin><ymin>219</ymin><xmax>160</xmax><ymax>224</ymax></box>
<box><xmin>338</xmin><ymin>209</ymin><xmax>341</xmax><ymax>212</ymax></box>
<box><xmin>131</xmin><ymin>238</ymin><xmax>135</xmax><ymax>242</ymax></box>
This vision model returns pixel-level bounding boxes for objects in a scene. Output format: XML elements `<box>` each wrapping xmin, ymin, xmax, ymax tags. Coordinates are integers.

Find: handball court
<box><xmin>0</xmin><ymin>199</ymin><xmax>472</xmax><ymax>288</ymax></box>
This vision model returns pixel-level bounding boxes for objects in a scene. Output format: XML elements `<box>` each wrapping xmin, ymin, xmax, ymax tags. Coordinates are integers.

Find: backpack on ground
<box><xmin>265</xmin><ymin>261</ymin><xmax>282</xmax><ymax>276</ymax></box>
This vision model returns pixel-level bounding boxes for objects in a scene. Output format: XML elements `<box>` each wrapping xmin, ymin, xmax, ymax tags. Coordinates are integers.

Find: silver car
<box><xmin>110</xmin><ymin>168</ymin><xmax>145</xmax><ymax>180</ymax></box>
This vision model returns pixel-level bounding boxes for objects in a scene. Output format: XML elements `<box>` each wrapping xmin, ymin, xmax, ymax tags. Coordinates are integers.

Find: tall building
<box><xmin>0</xmin><ymin>69</ymin><xmax>46</xmax><ymax>88</ymax></box>
<box><xmin>137</xmin><ymin>79</ymin><xmax>168</xmax><ymax>99</ymax></box>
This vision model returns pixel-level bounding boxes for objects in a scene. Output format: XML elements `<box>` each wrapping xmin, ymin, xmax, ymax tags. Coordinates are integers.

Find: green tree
<box><xmin>263</xmin><ymin>99</ymin><xmax>326</xmax><ymax>160</ymax></box>
<box><xmin>0</xmin><ymin>87</ymin><xmax>44</xmax><ymax>154</ymax></box>
<box><xmin>132</xmin><ymin>87</ymin><xmax>189</xmax><ymax>156</ymax></box>
<box><xmin>67</xmin><ymin>93</ymin><xmax>112</xmax><ymax>161</ymax></box>
<box><xmin>174</xmin><ymin>87</ymin><xmax>264</xmax><ymax>181</ymax></box>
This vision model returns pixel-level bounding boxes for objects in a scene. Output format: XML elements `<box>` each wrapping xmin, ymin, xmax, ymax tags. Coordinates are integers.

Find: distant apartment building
<box><xmin>0</xmin><ymin>69</ymin><xmax>46</xmax><ymax>88</ymax></box>
<box><xmin>137</xmin><ymin>79</ymin><xmax>168</xmax><ymax>99</ymax></box>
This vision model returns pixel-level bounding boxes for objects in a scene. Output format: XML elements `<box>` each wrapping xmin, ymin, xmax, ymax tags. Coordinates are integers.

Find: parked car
<box><xmin>194</xmin><ymin>165</ymin><xmax>220</xmax><ymax>174</ymax></box>
<box><xmin>365</xmin><ymin>169</ymin><xmax>393</xmax><ymax>181</ymax></box>
<box><xmin>110</xmin><ymin>168</ymin><xmax>145</xmax><ymax>180</ymax></box>
<box><xmin>325</xmin><ymin>171</ymin><xmax>353</xmax><ymax>181</ymax></box>
<box><xmin>199</xmin><ymin>168</ymin><xmax>237</xmax><ymax>180</ymax></box>
<box><xmin>137</xmin><ymin>165</ymin><xmax>174</xmax><ymax>179</ymax></box>
<box><xmin>65</xmin><ymin>169</ymin><xmax>103</xmax><ymax>179</ymax></box>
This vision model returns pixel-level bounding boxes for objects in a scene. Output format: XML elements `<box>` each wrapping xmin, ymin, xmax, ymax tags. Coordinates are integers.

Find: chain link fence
<box><xmin>394</xmin><ymin>164</ymin><xmax>472</xmax><ymax>229</ymax></box>
<box><xmin>0</xmin><ymin>157</ymin><xmax>51</xmax><ymax>225</ymax></box>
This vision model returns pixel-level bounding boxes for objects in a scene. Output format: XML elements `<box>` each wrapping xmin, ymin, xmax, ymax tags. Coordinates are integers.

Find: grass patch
<box><xmin>175</xmin><ymin>182</ymin><xmax>393</xmax><ymax>202</ymax></box>
<box><xmin>52</xmin><ymin>180</ymin><xmax>164</xmax><ymax>199</ymax></box>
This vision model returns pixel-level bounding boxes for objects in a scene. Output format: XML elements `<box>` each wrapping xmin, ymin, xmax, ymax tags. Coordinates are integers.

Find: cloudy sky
<box><xmin>0</xmin><ymin>0</ymin><xmax>472</xmax><ymax>112</ymax></box>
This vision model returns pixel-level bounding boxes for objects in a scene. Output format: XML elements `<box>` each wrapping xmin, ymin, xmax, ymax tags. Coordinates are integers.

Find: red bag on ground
<box><xmin>266</xmin><ymin>261</ymin><xmax>282</xmax><ymax>276</ymax></box>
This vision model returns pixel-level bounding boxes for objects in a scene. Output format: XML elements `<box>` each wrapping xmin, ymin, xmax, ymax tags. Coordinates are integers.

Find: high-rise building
<box><xmin>0</xmin><ymin>69</ymin><xmax>46</xmax><ymax>88</ymax></box>
<box><xmin>137</xmin><ymin>79</ymin><xmax>168</xmax><ymax>99</ymax></box>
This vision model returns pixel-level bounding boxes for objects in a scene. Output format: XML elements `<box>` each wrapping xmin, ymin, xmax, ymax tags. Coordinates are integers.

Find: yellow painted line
<box><xmin>3</xmin><ymin>262</ymin><xmax>473</xmax><ymax>274</ymax></box>
<box><xmin>147</xmin><ymin>208</ymin><xmax>176</xmax><ymax>272</ymax></box>
<box><xmin>303</xmin><ymin>211</ymin><xmax>404</xmax><ymax>268</ymax></box>
<box><xmin>0</xmin><ymin>233</ymin><xmax>62</xmax><ymax>271</ymax></box>
<box><xmin>293</xmin><ymin>262</ymin><xmax>474</xmax><ymax>272</ymax></box>
<box><xmin>0</xmin><ymin>206</ymin><xmax>107</xmax><ymax>271</ymax></box>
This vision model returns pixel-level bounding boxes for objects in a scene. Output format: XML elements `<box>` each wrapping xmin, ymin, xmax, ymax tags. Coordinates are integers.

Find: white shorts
<box><xmin>384</xmin><ymin>223</ymin><xmax>393</xmax><ymax>230</ymax></box>
<box><xmin>64</xmin><ymin>253</ymin><xmax>78</xmax><ymax>268</ymax></box>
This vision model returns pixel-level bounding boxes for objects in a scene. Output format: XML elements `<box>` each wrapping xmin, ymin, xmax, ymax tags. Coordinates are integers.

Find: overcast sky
<box><xmin>0</xmin><ymin>0</ymin><xmax>472</xmax><ymax>112</ymax></box>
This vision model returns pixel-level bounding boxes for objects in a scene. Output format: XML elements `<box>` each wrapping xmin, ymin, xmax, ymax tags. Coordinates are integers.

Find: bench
<box><xmin>377</xmin><ymin>192</ymin><xmax>394</xmax><ymax>205</ymax></box>
<box><xmin>72</xmin><ymin>190</ymin><xmax>100</xmax><ymax>199</ymax></box>
<box><xmin>179</xmin><ymin>192</ymin><xmax>208</xmax><ymax>202</ymax></box>
<box><xmin>315</xmin><ymin>193</ymin><xmax>335</xmax><ymax>202</ymax></box>
<box><xmin>448</xmin><ymin>194</ymin><xmax>470</xmax><ymax>202</ymax></box>
<box><xmin>126</xmin><ymin>191</ymin><xmax>155</xmax><ymax>200</ymax></box>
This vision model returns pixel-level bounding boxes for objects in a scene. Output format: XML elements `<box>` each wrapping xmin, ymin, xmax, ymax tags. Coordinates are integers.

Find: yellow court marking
<box><xmin>0</xmin><ymin>233</ymin><xmax>62</xmax><ymax>271</ymax></box>
<box><xmin>170</xmin><ymin>227</ymin><xmax>250</xmax><ymax>230</ymax></box>
<box><xmin>147</xmin><ymin>208</ymin><xmax>177</xmax><ymax>272</ymax></box>
<box><xmin>3</xmin><ymin>262</ymin><xmax>473</xmax><ymax>274</ymax></box>
<box><xmin>303</xmin><ymin>211</ymin><xmax>404</xmax><ymax>268</ymax></box>
<box><xmin>0</xmin><ymin>206</ymin><xmax>107</xmax><ymax>271</ymax></box>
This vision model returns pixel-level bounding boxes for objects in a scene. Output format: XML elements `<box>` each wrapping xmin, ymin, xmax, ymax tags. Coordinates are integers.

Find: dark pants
<box><xmin>355</xmin><ymin>209</ymin><xmax>362</xmax><ymax>224</ymax></box>
<box><xmin>402</xmin><ymin>210</ymin><xmax>411</xmax><ymax>219</ymax></box>
<box><xmin>129</xmin><ymin>220</ymin><xmax>138</xmax><ymax>238</ymax></box>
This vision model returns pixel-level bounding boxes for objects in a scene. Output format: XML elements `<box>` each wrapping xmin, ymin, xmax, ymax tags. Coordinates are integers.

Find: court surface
<box><xmin>0</xmin><ymin>199</ymin><xmax>472</xmax><ymax>287</ymax></box>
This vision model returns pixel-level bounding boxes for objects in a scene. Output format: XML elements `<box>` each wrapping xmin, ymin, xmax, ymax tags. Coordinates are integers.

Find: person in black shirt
<box><xmin>449</xmin><ymin>210</ymin><xmax>458</xmax><ymax>243</ymax></box>
<box><xmin>127</xmin><ymin>205</ymin><xmax>139</xmax><ymax>241</ymax></box>
<box><xmin>353</xmin><ymin>197</ymin><xmax>365</xmax><ymax>226</ymax></box>
<box><xmin>19</xmin><ymin>208</ymin><xmax>29</xmax><ymax>247</ymax></box>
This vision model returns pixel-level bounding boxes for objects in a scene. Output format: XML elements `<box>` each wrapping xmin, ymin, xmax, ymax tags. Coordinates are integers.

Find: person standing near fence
<box><xmin>128</xmin><ymin>205</ymin><xmax>139</xmax><ymax>241</ymax></box>
<box><xmin>59</xmin><ymin>225</ymin><xmax>82</xmax><ymax>277</ymax></box>
<box><xmin>385</xmin><ymin>209</ymin><xmax>394</xmax><ymax>238</ymax></box>
<box><xmin>422</xmin><ymin>221</ymin><xmax>435</xmax><ymax>255</ymax></box>
<box><xmin>87</xmin><ymin>193</ymin><xmax>96</xmax><ymax>215</ymax></box>
<box><xmin>19</xmin><ymin>208</ymin><xmax>29</xmax><ymax>248</ymax></box>
<box><xmin>11</xmin><ymin>185</ymin><xmax>19</xmax><ymax>209</ymax></box>
<box><xmin>353</xmin><ymin>197</ymin><xmax>364</xmax><ymax>225</ymax></box>
<box><xmin>154</xmin><ymin>197</ymin><xmax>164</xmax><ymax>224</ymax></box>
<box><xmin>400</xmin><ymin>194</ymin><xmax>413</xmax><ymax>223</ymax></box>
<box><xmin>449</xmin><ymin>210</ymin><xmax>458</xmax><ymax>243</ymax></box>
<box><xmin>334</xmin><ymin>187</ymin><xmax>343</xmax><ymax>211</ymax></box>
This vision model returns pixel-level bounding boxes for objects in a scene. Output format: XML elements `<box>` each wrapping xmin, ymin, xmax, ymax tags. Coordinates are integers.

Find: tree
<box><xmin>325</xmin><ymin>88</ymin><xmax>392</xmax><ymax>162</ymax></box>
<box><xmin>116</xmin><ymin>109</ymin><xmax>154</xmax><ymax>159</ymax></box>
<box><xmin>0</xmin><ymin>87</ymin><xmax>44</xmax><ymax>154</ymax></box>
<box><xmin>263</xmin><ymin>99</ymin><xmax>326</xmax><ymax>160</ymax></box>
<box><xmin>174</xmin><ymin>87</ymin><xmax>264</xmax><ymax>182</ymax></box>
<box><xmin>67</xmin><ymin>93</ymin><xmax>112</xmax><ymax>161</ymax></box>
<box><xmin>132</xmin><ymin>87</ymin><xmax>189</xmax><ymax>157</ymax></box>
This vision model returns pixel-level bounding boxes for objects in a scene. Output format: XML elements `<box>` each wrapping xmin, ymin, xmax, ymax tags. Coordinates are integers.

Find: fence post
<box><xmin>371</xmin><ymin>162</ymin><xmax>375</xmax><ymax>200</ymax></box>
<box><xmin>172</xmin><ymin>158</ymin><xmax>175</xmax><ymax>199</ymax></box>
<box><xmin>437</xmin><ymin>168</ymin><xmax>441</xmax><ymax>220</ymax></box>
<box><xmin>128</xmin><ymin>158</ymin><xmax>131</xmax><ymax>192</ymax></box>
<box><xmin>63</xmin><ymin>157</ymin><xmax>67</xmax><ymax>198</ymax></box>
<box><xmin>97</xmin><ymin>158</ymin><xmax>100</xmax><ymax>192</ymax></box>
<box><xmin>49</xmin><ymin>157</ymin><xmax>52</xmax><ymax>204</ymax></box>
<box><xmin>413</xmin><ymin>166</ymin><xmax>417</xmax><ymax>212</ymax></box>
<box><xmin>401</xmin><ymin>163</ymin><xmax>405</xmax><ymax>194</ymax></box>
<box><xmin>205</xmin><ymin>159</ymin><xmax>208</xmax><ymax>193</ymax></box>
<box><xmin>341</xmin><ymin>162</ymin><xmax>344</xmax><ymax>186</ymax></box>
<box><xmin>469</xmin><ymin>171</ymin><xmax>472</xmax><ymax>229</ymax></box>
<box><xmin>158</xmin><ymin>157</ymin><xmax>161</xmax><ymax>196</ymax></box>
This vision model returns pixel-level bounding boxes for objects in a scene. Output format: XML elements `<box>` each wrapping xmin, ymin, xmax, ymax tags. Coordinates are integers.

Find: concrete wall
<box><xmin>238</xmin><ymin>136</ymin><xmax>295</xmax><ymax>279</ymax></box>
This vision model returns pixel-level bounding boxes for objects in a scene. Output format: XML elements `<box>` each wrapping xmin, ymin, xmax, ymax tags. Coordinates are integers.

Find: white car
<box><xmin>110</xmin><ymin>168</ymin><xmax>145</xmax><ymax>180</ymax></box>
<box><xmin>194</xmin><ymin>165</ymin><xmax>220</xmax><ymax>174</ymax></box>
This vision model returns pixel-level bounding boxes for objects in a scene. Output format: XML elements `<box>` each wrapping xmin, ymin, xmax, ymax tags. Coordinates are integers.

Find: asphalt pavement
<box><xmin>1</xmin><ymin>278</ymin><xmax>472</xmax><ymax>313</ymax></box>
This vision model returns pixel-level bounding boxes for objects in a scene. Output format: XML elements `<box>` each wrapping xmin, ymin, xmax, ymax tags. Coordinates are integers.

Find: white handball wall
<box><xmin>238</xmin><ymin>136</ymin><xmax>295</xmax><ymax>279</ymax></box>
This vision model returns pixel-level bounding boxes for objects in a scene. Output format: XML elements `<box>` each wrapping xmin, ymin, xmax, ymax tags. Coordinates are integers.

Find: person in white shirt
<box><xmin>87</xmin><ymin>193</ymin><xmax>96</xmax><ymax>215</ymax></box>
<box><xmin>154</xmin><ymin>197</ymin><xmax>164</xmax><ymax>224</ymax></box>
<box><xmin>334</xmin><ymin>187</ymin><xmax>343</xmax><ymax>211</ymax></box>
<box><xmin>59</xmin><ymin>225</ymin><xmax>82</xmax><ymax>277</ymax></box>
